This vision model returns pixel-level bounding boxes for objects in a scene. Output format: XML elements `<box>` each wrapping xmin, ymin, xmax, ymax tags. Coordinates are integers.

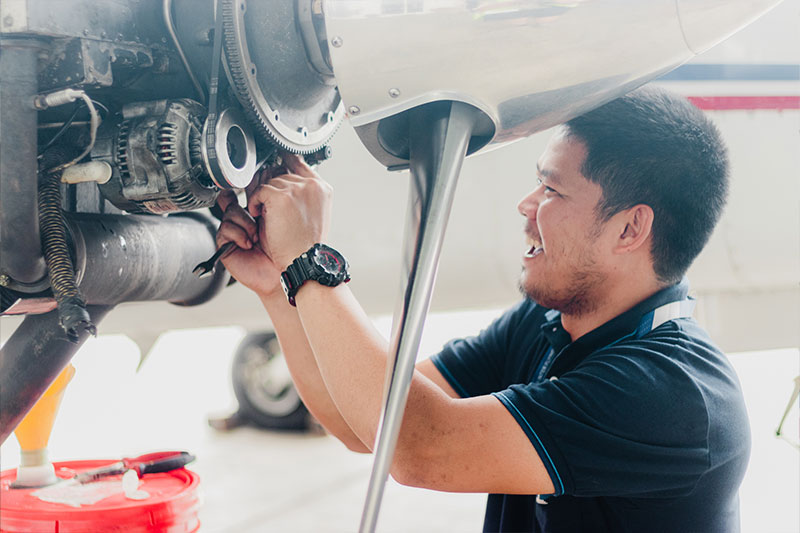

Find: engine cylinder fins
<box><xmin>94</xmin><ymin>99</ymin><xmax>220</xmax><ymax>215</ymax></box>
<box><xmin>201</xmin><ymin>107</ymin><xmax>258</xmax><ymax>189</ymax></box>
<box><xmin>221</xmin><ymin>0</ymin><xmax>344</xmax><ymax>154</ymax></box>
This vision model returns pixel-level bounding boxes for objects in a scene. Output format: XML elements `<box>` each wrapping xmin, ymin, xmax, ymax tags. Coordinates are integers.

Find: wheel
<box><xmin>231</xmin><ymin>332</ymin><xmax>310</xmax><ymax>431</ymax></box>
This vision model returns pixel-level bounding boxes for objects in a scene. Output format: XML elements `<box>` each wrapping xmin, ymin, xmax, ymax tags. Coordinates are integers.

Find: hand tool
<box><xmin>72</xmin><ymin>451</ymin><xmax>196</xmax><ymax>484</ymax></box>
<box><xmin>192</xmin><ymin>241</ymin><xmax>235</xmax><ymax>278</ymax></box>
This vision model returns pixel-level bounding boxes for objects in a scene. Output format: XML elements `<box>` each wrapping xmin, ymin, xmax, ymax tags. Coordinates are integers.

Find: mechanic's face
<box><xmin>517</xmin><ymin>129</ymin><xmax>612</xmax><ymax>316</ymax></box>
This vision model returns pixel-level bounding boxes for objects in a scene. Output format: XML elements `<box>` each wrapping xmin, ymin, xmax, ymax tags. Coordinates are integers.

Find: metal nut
<box><xmin>348</xmin><ymin>106</ymin><xmax>360</xmax><ymax>115</ymax></box>
<box><xmin>331</xmin><ymin>36</ymin><xmax>343</xmax><ymax>48</ymax></box>
<box><xmin>388</xmin><ymin>88</ymin><xmax>401</xmax><ymax>98</ymax></box>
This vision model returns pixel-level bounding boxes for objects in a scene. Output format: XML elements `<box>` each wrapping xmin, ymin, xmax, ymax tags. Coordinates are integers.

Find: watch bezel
<box><xmin>309</xmin><ymin>244</ymin><xmax>350</xmax><ymax>286</ymax></box>
<box><xmin>280</xmin><ymin>244</ymin><xmax>350</xmax><ymax>306</ymax></box>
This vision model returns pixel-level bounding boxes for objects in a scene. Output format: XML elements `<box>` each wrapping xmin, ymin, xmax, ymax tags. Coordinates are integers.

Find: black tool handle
<box><xmin>131</xmin><ymin>451</ymin><xmax>196</xmax><ymax>477</ymax></box>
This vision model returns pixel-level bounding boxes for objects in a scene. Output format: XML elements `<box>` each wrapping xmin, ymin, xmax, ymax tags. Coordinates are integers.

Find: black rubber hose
<box><xmin>37</xmin><ymin>168</ymin><xmax>95</xmax><ymax>342</ymax></box>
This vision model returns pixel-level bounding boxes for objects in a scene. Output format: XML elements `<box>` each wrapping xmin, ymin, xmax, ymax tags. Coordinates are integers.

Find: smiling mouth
<box><xmin>524</xmin><ymin>236</ymin><xmax>543</xmax><ymax>258</ymax></box>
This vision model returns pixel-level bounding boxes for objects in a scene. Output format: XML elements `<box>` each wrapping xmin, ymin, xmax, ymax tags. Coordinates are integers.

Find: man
<box><xmin>217</xmin><ymin>86</ymin><xmax>751</xmax><ymax>532</ymax></box>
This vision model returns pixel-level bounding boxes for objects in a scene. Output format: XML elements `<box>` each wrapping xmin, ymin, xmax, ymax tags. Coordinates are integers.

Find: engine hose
<box><xmin>37</xmin><ymin>169</ymin><xmax>96</xmax><ymax>342</ymax></box>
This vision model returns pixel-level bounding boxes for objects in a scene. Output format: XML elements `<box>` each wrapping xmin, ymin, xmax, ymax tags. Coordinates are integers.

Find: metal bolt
<box><xmin>388</xmin><ymin>88</ymin><xmax>401</xmax><ymax>98</ymax></box>
<box><xmin>326</xmin><ymin>112</ymin><xmax>335</xmax><ymax>123</ymax></box>
<box><xmin>348</xmin><ymin>105</ymin><xmax>360</xmax><ymax>115</ymax></box>
<box><xmin>0</xmin><ymin>274</ymin><xmax>10</xmax><ymax>287</ymax></box>
<box><xmin>331</xmin><ymin>36</ymin><xmax>343</xmax><ymax>48</ymax></box>
<box><xmin>83</xmin><ymin>29</ymin><xmax>90</xmax><ymax>36</ymax></box>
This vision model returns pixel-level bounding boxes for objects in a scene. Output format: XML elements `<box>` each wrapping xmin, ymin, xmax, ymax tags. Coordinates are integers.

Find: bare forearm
<box><xmin>259</xmin><ymin>291</ymin><xmax>370</xmax><ymax>452</ymax></box>
<box><xmin>294</xmin><ymin>284</ymin><xmax>448</xmax><ymax>452</ymax></box>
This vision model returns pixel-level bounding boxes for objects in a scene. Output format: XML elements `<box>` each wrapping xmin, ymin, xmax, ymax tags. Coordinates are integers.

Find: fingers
<box><xmin>283</xmin><ymin>153</ymin><xmax>318</xmax><ymax>179</ymax></box>
<box><xmin>216</xmin><ymin>189</ymin><xmax>238</xmax><ymax>213</ymax></box>
<box><xmin>216</xmin><ymin>219</ymin><xmax>253</xmax><ymax>250</ymax></box>
<box><xmin>246</xmin><ymin>184</ymin><xmax>272</xmax><ymax>218</ymax></box>
<box><xmin>245</xmin><ymin>167</ymin><xmax>273</xmax><ymax>199</ymax></box>
<box><xmin>244</xmin><ymin>178</ymin><xmax>304</xmax><ymax>218</ymax></box>
<box><xmin>244</xmin><ymin>168</ymin><xmax>332</xmax><ymax>219</ymax></box>
<box><xmin>226</xmin><ymin>199</ymin><xmax>259</xmax><ymax>236</ymax></box>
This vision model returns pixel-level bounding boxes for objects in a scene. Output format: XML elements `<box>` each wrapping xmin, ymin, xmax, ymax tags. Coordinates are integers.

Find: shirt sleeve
<box><xmin>493</xmin><ymin>336</ymin><xmax>712</xmax><ymax>498</ymax></box>
<box><xmin>430</xmin><ymin>299</ymin><xmax>534</xmax><ymax>398</ymax></box>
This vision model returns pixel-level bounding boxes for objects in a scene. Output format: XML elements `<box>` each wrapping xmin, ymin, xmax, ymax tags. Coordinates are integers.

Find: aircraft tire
<box><xmin>231</xmin><ymin>332</ymin><xmax>311</xmax><ymax>431</ymax></box>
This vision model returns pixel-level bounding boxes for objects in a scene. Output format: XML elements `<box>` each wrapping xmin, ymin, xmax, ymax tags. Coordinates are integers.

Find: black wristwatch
<box><xmin>280</xmin><ymin>244</ymin><xmax>350</xmax><ymax>306</ymax></box>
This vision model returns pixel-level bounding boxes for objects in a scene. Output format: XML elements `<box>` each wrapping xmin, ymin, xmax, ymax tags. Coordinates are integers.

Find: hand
<box><xmin>215</xmin><ymin>189</ymin><xmax>282</xmax><ymax>298</ymax></box>
<box><xmin>247</xmin><ymin>154</ymin><xmax>333</xmax><ymax>270</ymax></box>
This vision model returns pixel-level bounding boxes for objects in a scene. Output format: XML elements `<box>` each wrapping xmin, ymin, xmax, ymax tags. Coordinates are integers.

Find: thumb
<box><xmin>283</xmin><ymin>153</ymin><xmax>317</xmax><ymax>179</ymax></box>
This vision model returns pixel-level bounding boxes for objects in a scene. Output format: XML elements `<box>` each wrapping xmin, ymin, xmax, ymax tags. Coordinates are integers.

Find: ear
<box><xmin>613</xmin><ymin>204</ymin><xmax>654</xmax><ymax>254</ymax></box>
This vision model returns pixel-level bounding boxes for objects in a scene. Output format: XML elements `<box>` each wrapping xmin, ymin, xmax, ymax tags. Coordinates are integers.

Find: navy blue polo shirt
<box><xmin>431</xmin><ymin>281</ymin><xmax>751</xmax><ymax>532</ymax></box>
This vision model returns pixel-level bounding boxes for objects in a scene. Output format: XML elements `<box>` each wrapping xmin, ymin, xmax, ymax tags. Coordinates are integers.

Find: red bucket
<box><xmin>0</xmin><ymin>459</ymin><xmax>201</xmax><ymax>532</ymax></box>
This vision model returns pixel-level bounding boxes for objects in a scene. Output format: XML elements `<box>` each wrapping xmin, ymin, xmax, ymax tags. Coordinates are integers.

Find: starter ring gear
<box><xmin>221</xmin><ymin>0</ymin><xmax>343</xmax><ymax>153</ymax></box>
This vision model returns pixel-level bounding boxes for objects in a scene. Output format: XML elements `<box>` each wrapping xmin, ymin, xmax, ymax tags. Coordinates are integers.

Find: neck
<box><xmin>560</xmin><ymin>275</ymin><xmax>665</xmax><ymax>341</ymax></box>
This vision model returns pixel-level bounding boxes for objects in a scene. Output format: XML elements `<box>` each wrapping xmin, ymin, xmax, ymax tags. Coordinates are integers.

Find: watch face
<box><xmin>314</xmin><ymin>246</ymin><xmax>344</xmax><ymax>275</ymax></box>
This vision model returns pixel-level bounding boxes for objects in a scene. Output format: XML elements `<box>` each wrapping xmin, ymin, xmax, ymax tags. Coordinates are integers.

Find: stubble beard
<box><xmin>519</xmin><ymin>250</ymin><xmax>607</xmax><ymax>318</ymax></box>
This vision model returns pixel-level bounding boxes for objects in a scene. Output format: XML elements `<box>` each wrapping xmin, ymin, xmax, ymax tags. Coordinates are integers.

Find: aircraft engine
<box><xmin>0</xmin><ymin>0</ymin><xmax>347</xmax><ymax>443</ymax></box>
<box><xmin>91</xmin><ymin>99</ymin><xmax>257</xmax><ymax>214</ymax></box>
<box><xmin>169</xmin><ymin>0</ymin><xmax>343</xmax><ymax>155</ymax></box>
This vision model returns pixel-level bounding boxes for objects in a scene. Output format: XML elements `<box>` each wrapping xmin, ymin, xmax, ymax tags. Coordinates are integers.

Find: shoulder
<box><xmin>575</xmin><ymin>318</ymin><xmax>747</xmax><ymax>446</ymax></box>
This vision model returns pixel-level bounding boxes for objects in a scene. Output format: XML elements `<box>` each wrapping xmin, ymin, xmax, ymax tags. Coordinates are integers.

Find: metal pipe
<box><xmin>359</xmin><ymin>101</ymin><xmax>480</xmax><ymax>533</ymax></box>
<box><xmin>0</xmin><ymin>39</ymin><xmax>48</xmax><ymax>286</ymax></box>
<box><xmin>0</xmin><ymin>305</ymin><xmax>114</xmax><ymax>444</ymax></box>
<box><xmin>65</xmin><ymin>212</ymin><xmax>227</xmax><ymax>306</ymax></box>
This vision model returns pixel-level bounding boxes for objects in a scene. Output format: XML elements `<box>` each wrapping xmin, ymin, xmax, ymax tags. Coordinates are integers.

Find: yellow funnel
<box><xmin>14</xmin><ymin>364</ymin><xmax>75</xmax><ymax>451</ymax></box>
<box><xmin>11</xmin><ymin>364</ymin><xmax>75</xmax><ymax>487</ymax></box>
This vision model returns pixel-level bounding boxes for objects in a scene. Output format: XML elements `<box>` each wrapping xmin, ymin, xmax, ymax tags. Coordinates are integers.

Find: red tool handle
<box><xmin>123</xmin><ymin>451</ymin><xmax>196</xmax><ymax>478</ymax></box>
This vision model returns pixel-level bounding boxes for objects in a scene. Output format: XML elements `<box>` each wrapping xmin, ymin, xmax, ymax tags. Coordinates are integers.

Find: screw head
<box><xmin>331</xmin><ymin>36</ymin><xmax>343</xmax><ymax>48</ymax></box>
<box><xmin>348</xmin><ymin>106</ymin><xmax>360</xmax><ymax>115</ymax></box>
<box><xmin>388</xmin><ymin>88</ymin><xmax>401</xmax><ymax>98</ymax></box>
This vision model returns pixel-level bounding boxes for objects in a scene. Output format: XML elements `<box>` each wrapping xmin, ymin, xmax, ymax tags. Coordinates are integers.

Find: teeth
<box><xmin>525</xmin><ymin>236</ymin><xmax>542</xmax><ymax>251</ymax></box>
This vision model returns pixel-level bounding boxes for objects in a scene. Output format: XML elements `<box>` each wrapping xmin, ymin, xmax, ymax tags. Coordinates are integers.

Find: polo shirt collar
<box><xmin>540</xmin><ymin>278</ymin><xmax>691</xmax><ymax>361</ymax></box>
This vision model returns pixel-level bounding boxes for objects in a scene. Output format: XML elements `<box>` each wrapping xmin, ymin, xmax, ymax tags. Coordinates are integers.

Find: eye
<box><xmin>536</xmin><ymin>177</ymin><xmax>557</xmax><ymax>195</ymax></box>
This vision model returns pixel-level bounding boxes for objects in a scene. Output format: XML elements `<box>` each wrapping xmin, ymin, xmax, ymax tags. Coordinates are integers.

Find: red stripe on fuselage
<box><xmin>688</xmin><ymin>96</ymin><xmax>800</xmax><ymax>110</ymax></box>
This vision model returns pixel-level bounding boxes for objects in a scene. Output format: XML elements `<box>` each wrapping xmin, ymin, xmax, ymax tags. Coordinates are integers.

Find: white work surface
<box><xmin>1</xmin><ymin>310</ymin><xmax>798</xmax><ymax>532</ymax></box>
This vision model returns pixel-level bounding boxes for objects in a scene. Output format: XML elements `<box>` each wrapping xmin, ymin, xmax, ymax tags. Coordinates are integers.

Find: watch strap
<box><xmin>280</xmin><ymin>244</ymin><xmax>349</xmax><ymax>307</ymax></box>
<box><xmin>281</xmin><ymin>253</ymin><xmax>309</xmax><ymax>306</ymax></box>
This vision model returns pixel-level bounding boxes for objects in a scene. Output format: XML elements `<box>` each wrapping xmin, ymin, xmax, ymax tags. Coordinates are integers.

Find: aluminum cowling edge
<box><xmin>322</xmin><ymin>0</ymin><xmax>785</xmax><ymax>168</ymax></box>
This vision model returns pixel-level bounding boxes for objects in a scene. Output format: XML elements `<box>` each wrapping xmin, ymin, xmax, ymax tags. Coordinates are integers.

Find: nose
<box><xmin>517</xmin><ymin>183</ymin><xmax>544</xmax><ymax>219</ymax></box>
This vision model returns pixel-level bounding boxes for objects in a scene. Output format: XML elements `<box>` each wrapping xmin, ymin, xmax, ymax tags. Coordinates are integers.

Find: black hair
<box><xmin>564</xmin><ymin>86</ymin><xmax>729</xmax><ymax>285</ymax></box>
